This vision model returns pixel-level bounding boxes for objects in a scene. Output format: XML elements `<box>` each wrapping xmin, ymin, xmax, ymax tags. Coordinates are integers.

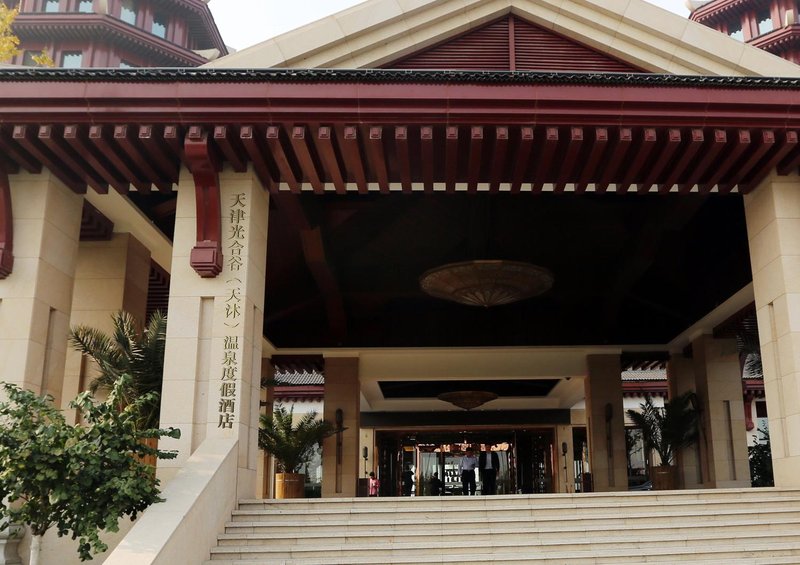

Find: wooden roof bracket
<box><xmin>185</xmin><ymin>127</ymin><xmax>223</xmax><ymax>278</ymax></box>
<box><xmin>0</xmin><ymin>164</ymin><xmax>13</xmax><ymax>279</ymax></box>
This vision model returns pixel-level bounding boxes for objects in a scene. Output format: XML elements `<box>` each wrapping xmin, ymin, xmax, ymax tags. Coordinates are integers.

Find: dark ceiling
<box><xmin>263</xmin><ymin>192</ymin><xmax>751</xmax><ymax>349</ymax></box>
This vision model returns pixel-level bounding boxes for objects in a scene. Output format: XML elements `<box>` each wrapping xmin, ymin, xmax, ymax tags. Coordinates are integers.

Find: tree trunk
<box><xmin>29</xmin><ymin>535</ymin><xmax>41</xmax><ymax>565</ymax></box>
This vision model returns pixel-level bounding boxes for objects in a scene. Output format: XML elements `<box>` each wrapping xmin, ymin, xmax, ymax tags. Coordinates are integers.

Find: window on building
<box><xmin>757</xmin><ymin>9</ymin><xmax>774</xmax><ymax>36</ymax></box>
<box><xmin>21</xmin><ymin>50</ymin><xmax>37</xmax><ymax>66</ymax></box>
<box><xmin>729</xmin><ymin>21</ymin><xmax>744</xmax><ymax>41</ymax></box>
<box><xmin>151</xmin><ymin>12</ymin><xmax>167</xmax><ymax>38</ymax></box>
<box><xmin>60</xmin><ymin>50</ymin><xmax>83</xmax><ymax>68</ymax></box>
<box><xmin>120</xmin><ymin>0</ymin><xmax>136</xmax><ymax>25</ymax></box>
<box><xmin>78</xmin><ymin>0</ymin><xmax>92</xmax><ymax>12</ymax></box>
<box><xmin>44</xmin><ymin>0</ymin><xmax>59</xmax><ymax>12</ymax></box>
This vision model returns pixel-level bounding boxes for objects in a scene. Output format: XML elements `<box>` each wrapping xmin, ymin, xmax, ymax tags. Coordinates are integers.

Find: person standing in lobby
<box><xmin>479</xmin><ymin>446</ymin><xmax>501</xmax><ymax>495</ymax></box>
<box><xmin>459</xmin><ymin>447</ymin><xmax>479</xmax><ymax>495</ymax></box>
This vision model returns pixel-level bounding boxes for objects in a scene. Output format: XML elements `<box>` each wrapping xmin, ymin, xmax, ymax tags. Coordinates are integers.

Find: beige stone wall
<box><xmin>0</xmin><ymin>171</ymin><xmax>82</xmax><ymax>403</ymax></box>
<box><xmin>322</xmin><ymin>357</ymin><xmax>360</xmax><ymax>497</ymax></box>
<box><xmin>61</xmin><ymin>234</ymin><xmax>151</xmax><ymax>417</ymax></box>
<box><xmin>584</xmin><ymin>354</ymin><xmax>627</xmax><ymax>491</ymax></box>
<box><xmin>667</xmin><ymin>355</ymin><xmax>703</xmax><ymax>489</ymax></box>
<box><xmin>691</xmin><ymin>336</ymin><xmax>751</xmax><ymax>488</ymax></box>
<box><xmin>158</xmin><ymin>167</ymin><xmax>268</xmax><ymax>500</ymax></box>
<box><xmin>744</xmin><ymin>173</ymin><xmax>800</xmax><ymax>487</ymax></box>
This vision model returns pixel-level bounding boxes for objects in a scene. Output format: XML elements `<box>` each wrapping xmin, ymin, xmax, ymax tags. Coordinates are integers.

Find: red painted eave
<box><xmin>690</xmin><ymin>0</ymin><xmax>751</xmax><ymax>24</ymax></box>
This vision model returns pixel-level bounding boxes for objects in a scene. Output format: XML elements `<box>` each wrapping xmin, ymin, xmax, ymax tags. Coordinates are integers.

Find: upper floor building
<box><xmin>689</xmin><ymin>0</ymin><xmax>800</xmax><ymax>64</ymax></box>
<box><xmin>2</xmin><ymin>0</ymin><xmax>226</xmax><ymax>67</ymax></box>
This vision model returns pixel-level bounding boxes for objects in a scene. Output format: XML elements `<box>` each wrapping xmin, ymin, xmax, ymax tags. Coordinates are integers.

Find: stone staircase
<box><xmin>205</xmin><ymin>488</ymin><xmax>800</xmax><ymax>564</ymax></box>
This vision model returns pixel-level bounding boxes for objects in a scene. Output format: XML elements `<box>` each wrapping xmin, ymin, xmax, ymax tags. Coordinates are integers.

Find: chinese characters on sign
<box><xmin>219</xmin><ymin>192</ymin><xmax>247</xmax><ymax>429</ymax></box>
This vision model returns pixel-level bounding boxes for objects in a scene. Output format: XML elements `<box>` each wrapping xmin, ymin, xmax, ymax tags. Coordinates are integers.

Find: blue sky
<box><xmin>208</xmin><ymin>1</ymin><xmax>690</xmax><ymax>52</ymax></box>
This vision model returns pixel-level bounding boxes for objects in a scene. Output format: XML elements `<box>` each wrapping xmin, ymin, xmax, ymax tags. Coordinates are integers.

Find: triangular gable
<box><xmin>385</xmin><ymin>15</ymin><xmax>641</xmax><ymax>72</ymax></box>
<box><xmin>208</xmin><ymin>0</ymin><xmax>800</xmax><ymax>78</ymax></box>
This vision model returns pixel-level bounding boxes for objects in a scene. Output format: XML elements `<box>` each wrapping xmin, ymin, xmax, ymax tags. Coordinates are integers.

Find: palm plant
<box><xmin>69</xmin><ymin>310</ymin><xmax>166</xmax><ymax>429</ymax></box>
<box><xmin>626</xmin><ymin>391</ymin><xmax>699</xmax><ymax>467</ymax></box>
<box><xmin>258</xmin><ymin>405</ymin><xmax>336</xmax><ymax>473</ymax></box>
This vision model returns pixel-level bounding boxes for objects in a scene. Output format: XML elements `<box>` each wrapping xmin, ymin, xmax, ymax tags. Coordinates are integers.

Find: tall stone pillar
<box><xmin>744</xmin><ymin>172</ymin><xmax>800</xmax><ymax>487</ymax></box>
<box><xmin>666</xmin><ymin>355</ymin><xmax>703</xmax><ymax>488</ymax></box>
<box><xmin>584</xmin><ymin>354</ymin><xmax>627</xmax><ymax>491</ymax></box>
<box><xmin>692</xmin><ymin>335</ymin><xmax>750</xmax><ymax>488</ymax></box>
<box><xmin>257</xmin><ymin>357</ymin><xmax>275</xmax><ymax>499</ymax></box>
<box><xmin>62</xmin><ymin>234</ymin><xmax>151</xmax><ymax>416</ymax></box>
<box><xmin>158</xmin><ymin>167</ymin><xmax>268</xmax><ymax>499</ymax></box>
<box><xmin>0</xmin><ymin>172</ymin><xmax>82</xmax><ymax>401</ymax></box>
<box><xmin>322</xmin><ymin>357</ymin><xmax>360</xmax><ymax>498</ymax></box>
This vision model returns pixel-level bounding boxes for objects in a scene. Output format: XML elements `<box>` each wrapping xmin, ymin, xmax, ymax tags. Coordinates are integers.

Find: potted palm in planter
<box><xmin>259</xmin><ymin>405</ymin><xmax>336</xmax><ymax>499</ymax></box>
<box><xmin>626</xmin><ymin>391</ymin><xmax>699</xmax><ymax>490</ymax></box>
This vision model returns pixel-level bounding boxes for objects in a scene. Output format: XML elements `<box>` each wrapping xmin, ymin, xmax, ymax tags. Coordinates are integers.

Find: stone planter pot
<box><xmin>275</xmin><ymin>473</ymin><xmax>305</xmax><ymax>499</ymax></box>
<box><xmin>651</xmin><ymin>465</ymin><xmax>678</xmax><ymax>490</ymax></box>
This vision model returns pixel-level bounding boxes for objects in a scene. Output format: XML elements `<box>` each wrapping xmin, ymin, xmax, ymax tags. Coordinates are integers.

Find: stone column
<box><xmin>743</xmin><ymin>172</ymin><xmax>800</xmax><ymax>487</ymax></box>
<box><xmin>584</xmin><ymin>354</ymin><xmax>627</xmax><ymax>491</ymax></box>
<box><xmin>692</xmin><ymin>335</ymin><xmax>751</xmax><ymax>488</ymax></box>
<box><xmin>0</xmin><ymin>172</ymin><xmax>82</xmax><ymax>401</ymax></box>
<box><xmin>158</xmin><ymin>168</ymin><xmax>268</xmax><ymax>499</ymax></box>
<box><xmin>666</xmin><ymin>354</ymin><xmax>703</xmax><ymax>489</ymax></box>
<box><xmin>555</xmin><ymin>424</ymin><xmax>575</xmax><ymax>493</ymax></box>
<box><xmin>62</xmin><ymin>234</ymin><xmax>151</xmax><ymax>416</ymax></box>
<box><xmin>257</xmin><ymin>357</ymin><xmax>275</xmax><ymax>499</ymax></box>
<box><xmin>322</xmin><ymin>357</ymin><xmax>360</xmax><ymax>498</ymax></box>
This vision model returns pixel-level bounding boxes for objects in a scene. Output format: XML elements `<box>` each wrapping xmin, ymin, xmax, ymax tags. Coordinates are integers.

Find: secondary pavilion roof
<box><xmin>1</xmin><ymin>67</ymin><xmax>799</xmax><ymax>348</ymax></box>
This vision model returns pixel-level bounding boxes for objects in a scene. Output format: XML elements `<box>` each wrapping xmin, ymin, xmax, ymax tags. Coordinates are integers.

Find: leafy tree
<box><xmin>69</xmin><ymin>311</ymin><xmax>166</xmax><ymax>429</ymax></box>
<box><xmin>0</xmin><ymin>4</ymin><xmax>20</xmax><ymax>62</ymax></box>
<box><xmin>259</xmin><ymin>405</ymin><xmax>336</xmax><ymax>473</ymax></box>
<box><xmin>0</xmin><ymin>378</ymin><xmax>180</xmax><ymax>563</ymax></box>
<box><xmin>749</xmin><ymin>426</ymin><xmax>774</xmax><ymax>487</ymax></box>
<box><xmin>626</xmin><ymin>392</ymin><xmax>699</xmax><ymax>466</ymax></box>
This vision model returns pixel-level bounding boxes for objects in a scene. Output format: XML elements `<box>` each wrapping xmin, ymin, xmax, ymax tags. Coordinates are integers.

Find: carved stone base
<box><xmin>0</xmin><ymin>524</ymin><xmax>23</xmax><ymax>565</ymax></box>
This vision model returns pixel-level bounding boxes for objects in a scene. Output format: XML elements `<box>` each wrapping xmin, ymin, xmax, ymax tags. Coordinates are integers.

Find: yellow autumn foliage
<box><xmin>0</xmin><ymin>5</ymin><xmax>20</xmax><ymax>63</ymax></box>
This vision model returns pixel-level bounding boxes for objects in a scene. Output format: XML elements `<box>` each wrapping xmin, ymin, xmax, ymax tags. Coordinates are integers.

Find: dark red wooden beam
<box><xmin>185</xmin><ymin>127</ymin><xmax>223</xmax><ymax>278</ymax></box>
<box><xmin>114</xmin><ymin>125</ymin><xmax>170</xmax><ymax>192</ymax></box>
<box><xmin>13</xmin><ymin>125</ymin><xmax>84</xmax><ymax>193</ymax></box>
<box><xmin>622</xmin><ymin>128</ymin><xmax>656</xmax><ymax>193</ymax></box>
<box><xmin>722</xmin><ymin>130</ymin><xmax>774</xmax><ymax>193</ymax></box>
<box><xmin>489</xmin><ymin>126</ymin><xmax>509</xmax><ymax>193</ymax></box>
<box><xmin>267</xmin><ymin>125</ymin><xmax>300</xmax><ymax>193</ymax></box>
<box><xmin>639</xmin><ymin>128</ymin><xmax>681</xmax><ymax>193</ymax></box>
<box><xmin>394</xmin><ymin>126</ymin><xmax>412</xmax><ymax>193</ymax></box>
<box><xmin>510</xmin><ymin>127</ymin><xmax>533</xmax><ymax>193</ymax></box>
<box><xmin>0</xmin><ymin>126</ymin><xmax>40</xmax><ymax>174</ymax></box>
<box><xmin>659</xmin><ymin>128</ymin><xmax>703</xmax><ymax>194</ymax></box>
<box><xmin>39</xmin><ymin>125</ymin><xmax>107</xmax><ymax>194</ymax></box>
<box><xmin>213</xmin><ymin>125</ymin><xmax>248</xmax><ymax>173</ymax></box>
<box><xmin>340</xmin><ymin>126</ymin><xmax>367</xmax><ymax>194</ymax></box>
<box><xmin>291</xmin><ymin>125</ymin><xmax>324</xmax><ymax>194</ymax></box>
<box><xmin>365</xmin><ymin>126</ymin><xmax>389</xmax><ymax>194</ymax></box>
<box><xmin>467</xmin><ymin>126</ymin><xmax>483</xmax><ymax>193</ymax></box>
<box><xmin>554</xmin><ymin>127</ymin><xmax>583</xmax><ymax>193</ymax></box>
<box><xmin>89</xmin><ymin>125</ymin><xmax>148</xmax><ymax>193</ymax></box>
<box><xmin>445</xmin><ymin>126</ymin><xmax>458</xmax><ymax>193</ymax></box>
<box><xmin>575</xmin><ymin>127</ymin><xmax>607</xmax><ymax>193</ymax></box>
<box><xmin>742</xmin><ymin>130</ymin><xmax>799</xmax><ymax>192</ymax></box>
<box><xmin>532</xmin><ymin>127</ymin><xmax>559</xmax><ymax>193</ymax></box>
<box><xmin>64</xmin><ymin>125</ymin><xmax>126</xmax><ymax>194</ymax></box>
<box><xmin>0</xmin><ymin>164</ymin><xmax>13</xmax><ymax>279</ymax></box>
<box><xmin>317</xmin><ymin>126</ymin><xmax>346</xmax><ymax>194</ymax></box>
<box><xmin>704</xmin><ymin>129</ymin><xmax>750</xmax><ymax>193</ymax></box>
<box><xmin>239</xmin><ymin>125</ymin><xmax>276</xmax><ymax>192</ymax></box>
<box><xmin>163</xmin><ymin>125</ymin><xmax>186</xmax><ymax>167</ymax></box>
<box><xmin>140</xmin><ymin>125</ymin><xmax>180</xmax><ymax>187</ymax></box>
<box><xmin>680</xmin><ymin>129</ymin><xmax>726</xmax><ymax>193</ymax></box>
<box><xmin>596</xmin><ymin>127</ymin><xmax>632</xmax><ymax>193</ymax></box>
<box><xmin>420</xmin><ymin>126</ymin><xmax>434</xmax><ymax>192</ymax></box>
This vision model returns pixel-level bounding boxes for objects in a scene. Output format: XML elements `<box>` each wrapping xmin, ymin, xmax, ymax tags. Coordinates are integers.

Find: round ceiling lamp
<box><xmin>437</xmin><ymin>390</ymin><xmax>499</xmax><ymax>410</ymax></box>
<box><xmin>420</xmin><ymin>260</ymin><xmax>554</xmax><ymax>307</ymax></box>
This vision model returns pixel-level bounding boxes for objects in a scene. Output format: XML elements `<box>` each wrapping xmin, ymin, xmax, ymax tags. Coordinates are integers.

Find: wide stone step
<box><xmin>205</xmin><ymin>539</ymin><xmax>800</xmax><ymax>563</ymax></box>
<box><xmin>217</xmin><ymin>516</ymin><xmax>800</xmax><ymax>545</ymax></box>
